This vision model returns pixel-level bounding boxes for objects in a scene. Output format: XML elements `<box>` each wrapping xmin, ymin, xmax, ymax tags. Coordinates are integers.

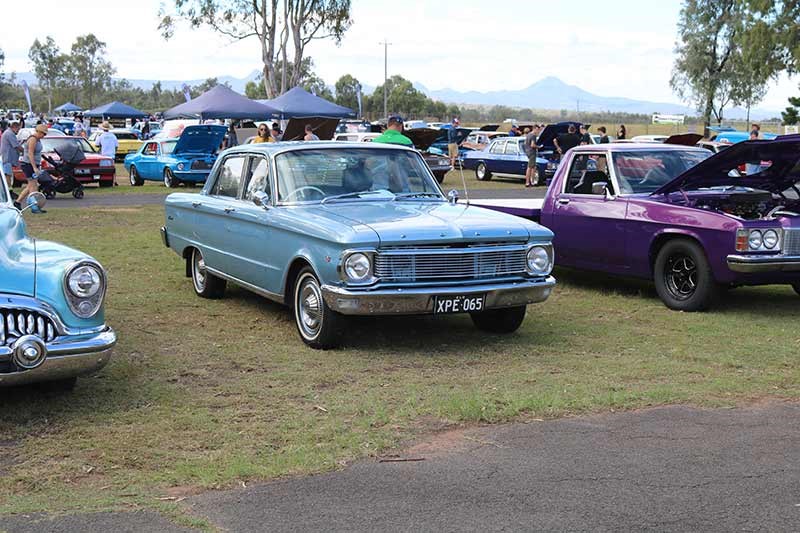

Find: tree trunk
<box><xmin>702</xmin><ymin>95</ymin><xmax>713</xmax><ymax>139</ymax></box>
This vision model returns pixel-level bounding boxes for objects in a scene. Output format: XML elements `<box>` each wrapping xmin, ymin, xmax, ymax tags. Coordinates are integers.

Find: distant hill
<box><xmin>414</xmin><ymin>76</ymin><xmax>778</xmax><ymax>120</ymax></box>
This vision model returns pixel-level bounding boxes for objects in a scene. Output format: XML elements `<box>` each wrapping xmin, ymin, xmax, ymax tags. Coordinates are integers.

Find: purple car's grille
<box><xmin>0</xmin><ymin>308</ymin><xmax>57</xmax><ymax>348</ymax></box>
<box><xmin>784</xmin><ymin>229</ymin><xmax>800</xmax><ymax>256</ymax></box>
<box><xmin>374</xmin><ymin>245</ymin><xmax>528</xmax><ymax>282</ymax></box>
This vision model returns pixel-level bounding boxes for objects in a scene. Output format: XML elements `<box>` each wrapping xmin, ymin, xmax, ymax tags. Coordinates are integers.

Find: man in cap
<box><xmin>373</xmin><ymin>116</ymin><xmax>413</xmax><ymax>146</ymax></box>
<box><xmin>447</xmin><ymin>118</ymin><xmax>460</xmax><ymax>167</ymax></box>
<box><xmin>96</xmin><ymin>121</ymin><xmax>119</xmax><ymax>161</ymax></box>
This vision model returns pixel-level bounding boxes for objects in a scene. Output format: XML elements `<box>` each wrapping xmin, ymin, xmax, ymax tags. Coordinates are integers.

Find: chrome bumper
<box><xmin>321</xmin><ymin>276</ymin><xmax>556</xmax><ymax>315</ymax></box>
<box><xmin>727</xmin><ymin>254</ymin><xmax>800</xmax><ymax>273</ymax></box>
<box><xmin>0</xmin><ymin>328</ymin><xmax>116</xmax><ymax>387</ymax></box>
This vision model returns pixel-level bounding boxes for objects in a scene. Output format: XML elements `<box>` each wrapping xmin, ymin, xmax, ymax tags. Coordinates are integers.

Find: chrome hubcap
<box><xmin>477</xmin><ymin>165</ymin><xmax>485</xmax><ymax>178</ymax></box>
<box><xmin>193</xmin><ymin>251</ymin><xmax>206</xmax><ymax>291</ymax></box>
<box><xmin>297</xmin><ymin>276</ymin><xmax>323</xmax><ymax>339</ymax></box>
<box><xmin>665</xmin><ymin>254</ymin><xmax>697</xmax><ymax>300</ymax></box>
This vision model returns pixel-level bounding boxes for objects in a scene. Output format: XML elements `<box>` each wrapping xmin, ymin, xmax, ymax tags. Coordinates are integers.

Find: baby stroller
<box><xmin>40</xmin><ymin>141</ymin><xmax>86</xmax><ymax>199</ymax></box>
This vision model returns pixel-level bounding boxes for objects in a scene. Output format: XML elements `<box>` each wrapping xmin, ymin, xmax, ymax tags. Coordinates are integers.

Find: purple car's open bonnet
<box><xmin>653</xmin><ymin>134</ymin><xmax>800</xmax><ymax>195</ymax></box>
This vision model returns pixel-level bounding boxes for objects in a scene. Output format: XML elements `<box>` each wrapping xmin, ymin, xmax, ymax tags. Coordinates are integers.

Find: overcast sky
<box><xmin>2</xmin><ymin>0</ymin><xmax>796</xmax><ymax>110</ymax></box>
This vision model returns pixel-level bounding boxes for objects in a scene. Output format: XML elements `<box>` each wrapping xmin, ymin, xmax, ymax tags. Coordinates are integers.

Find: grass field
<box><xmin>1</xmin><ymin>203</ymin><xmax>799</xmax><ymax>525</ymax></box>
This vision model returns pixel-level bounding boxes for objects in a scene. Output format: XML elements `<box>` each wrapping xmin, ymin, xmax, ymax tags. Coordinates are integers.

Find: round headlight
<box><xmin>527</xmin><ymin>246</ymin><xmax>552</xmax><ymax>276</ymax></box>
<box><xmin>748</xmin><ymin>230</ymin><xmax>763</xmax><ymax>250</ymax></box>
<box><xmin>68</xmin><ymin>265</ymin><xmax>102</xmax><ymax>298</ymax></box>
<box><xmin>762</xmin><ymin>229</ymin><xmax>779</xmax><ymax>249</ymax></box>
<box><xmin>176</xmin><ymin>162</ymin><xmax>185</xmax><ymax>171</ymax></box>
<box><xmin>344</xmin><ymin>253</ymin><xmax>371</xmax><ymax>282</ymax></box>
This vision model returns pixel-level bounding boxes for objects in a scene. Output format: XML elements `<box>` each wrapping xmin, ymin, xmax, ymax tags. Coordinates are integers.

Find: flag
<box><xmin>21</xmin><ymin>80</ymin><xmax>32</xmax><ymax>113</ymax></box>
<box><xmin>182</xmin><ymin>83</ymin><xmax>191</xmax><ymax>102</ymax></box>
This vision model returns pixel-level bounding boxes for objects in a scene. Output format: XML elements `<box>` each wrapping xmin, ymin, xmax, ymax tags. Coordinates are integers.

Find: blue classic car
<box><xmin>162</xmin><ymin>142</ymin><xmax>556</xmax><ymax>348</ymax></box>
<box><xmin>124</xmin><ymin>124</ymin><xmax>227</xmax><ymax>188</ymax></box>
<box><xmin>0</xmin><ymin>181</ymin><xmax>116</xmax><ymax>389</ymax></box>
<box><xmin>462</xmin><ymin>136</ymin><xmax>549</xmax><ymax>183</ymax></box>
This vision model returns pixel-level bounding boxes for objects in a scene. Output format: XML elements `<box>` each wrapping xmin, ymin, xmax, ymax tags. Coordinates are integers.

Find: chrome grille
<box><xmin>374</xmin><ymin>245</ymin><xmax>528</xmax><ymax>282</ymax></box>
<box><xmin>0</xmin><ymin>309</ymin><xmax>57</xmax><ymax>348</ymax></box>
<box><xmin>191</xmin><ymin>160</ymin><xmax>211</xmax><ymax>170</ymax></box>
<box><xmin>784</xmin><ymin>229</ymin><xmax>800</xmax><ymax>255</ymax></box>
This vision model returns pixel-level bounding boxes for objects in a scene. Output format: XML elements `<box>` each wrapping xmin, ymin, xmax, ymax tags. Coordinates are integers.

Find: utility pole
<box><xmin>379</xmin><ymin>39</ymin><xmax>392</xmax><ymax>118</ymax></box>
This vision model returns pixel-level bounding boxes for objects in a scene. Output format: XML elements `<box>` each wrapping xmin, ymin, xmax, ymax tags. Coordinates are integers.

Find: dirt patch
<box><xmin>93</xmin><ymin>208</ymin><xmax>143</xmax><ymax>214</ymax></box>
<box><xmin>164</xmin><ymin>485</ymin><xmax>206</xmax><ymax>498</ymax></box>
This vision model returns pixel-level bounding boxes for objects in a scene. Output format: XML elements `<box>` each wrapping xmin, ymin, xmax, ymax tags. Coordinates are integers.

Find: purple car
<box><xmin>480</xmin><ymin>136</ymin><xmax>800</xmax><ymax>311</ymax></box>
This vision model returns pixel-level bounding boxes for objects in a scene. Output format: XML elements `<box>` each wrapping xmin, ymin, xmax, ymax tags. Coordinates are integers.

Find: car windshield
<box><xmin>161</xmin><ymin>141</ymin><xmax>177</xmax><ymax>154</ymax></box>
<box><xmin>612</xmin><ymin>150</ymin><xmax>711</xmax><ymax>194</ymax></box>
<box><xmin>275</xmin><ymin>148</ymin><xmax>443</xmax><ymax>204</ymax></box>
<box><xmin>114</xmin><ymin>132</ymin><xmax>139</xmax><ymax>140</ymax></box>
<box><xmin>42</xmin><ymin>137</ymin><xmax>96</xmax><ymax>154</ymax></box>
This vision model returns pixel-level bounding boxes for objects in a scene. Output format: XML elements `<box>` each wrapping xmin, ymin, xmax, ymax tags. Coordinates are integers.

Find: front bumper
<box><xmin>0</xmin><ymin>328</ymin><xmax>116</xmax><ymax>387</ymax></box>
<box><xmin>321</xmin><ymin>276</ymin><xmax>556</xmax><ymax>315</ymax></box>
<box><xmin>727</xmin><ymin>254</ymin><xmax>800</xmax><ymax>273</ymax></box>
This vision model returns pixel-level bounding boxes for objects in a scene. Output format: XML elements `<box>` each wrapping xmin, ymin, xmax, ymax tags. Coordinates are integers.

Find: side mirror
<box><xmin>19</xmin><ymin>192</ymin><xmax>46</xmax><ymax>213</ymax></box>
<box><xmin>591</xmin><ymin>182</ymin><xmax>614</xmax><ymax>199</ymax></box>
<box><xmin>447</xmin><ymin>189</ymin><xmax>459</xmax><ymax>205</ymax></box>
<box><xmin>252</xmin><ymin>190</ymin><xmax>270</xmax><ymax>209</ymax></box>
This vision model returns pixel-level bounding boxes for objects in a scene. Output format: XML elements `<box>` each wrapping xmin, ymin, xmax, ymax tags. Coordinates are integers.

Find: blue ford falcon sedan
<box><xmin>124</xmin><ymin>124</ymin><xmax>226</xmax><ymax>188</ymax></box>
<box><xmin>0</xmin><ymin>174</ymin><xmax>116</xmax><ymax>388</ymax></box>
<box><xmin>162</xmin><ymin>142</ymin><xmax>556</xmax><ymax>348</ymax></box>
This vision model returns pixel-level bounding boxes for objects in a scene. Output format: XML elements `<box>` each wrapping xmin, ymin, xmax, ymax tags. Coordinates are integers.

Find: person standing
<box><xmin>447</xmin><ymin>118</ymin><xmax>460</xmax><ymax>167</ymax></box>
<box><xmin>597</xmin><ymin>126</ymin><xmax>610</xmax><ymax>143</ymax></box>
<box><xmin>617</xmin><ymin>124</ymin><xmax>627</xmax><ymax>140</ymax></box>
<box><xmin>373</xmin><ymin>116</ymin><xmax>413</xmax><ymax>146</ymax></box>
<box><xmin>1</xmin><ymin>120</ymin><xmax>23</xmax><ymax>199</ymax></box>
<box><xmin>96</xmin><ymin>122</ymin><xmax>119</xmax><ymax>162</ymax></box>
<box><xmin>73</xmin><ymin>115</ymin><xmax>85</xmax><ymax>137</ymax></box>
<box><xmin>553</xmin><ymin>125</ymin><xmax>581</xmax><ymax>159</ymax></box>
<box><xmin>579</xmin><ymin>124</ymin><xmax>592</xmax><ymax>145</ymax></box>
<box><xmin>16</xmin><ymin>124</ymin><xmax>48</xmax><ymax>213</ymax></box>
<box><xmin>303</xmin><ymin>124</ymin><xmax>320</xmax><ymax>141</ymax></box>
<box><xmin>745</xmin><ymin>130</ymin><xmax>762</xmax><ymax>175</ymax></box>
<box><xmin>523</xmin><ymin>124</ymin><xmax>542</xmax><ymax>187</ymax></box>
<box><xmin>253</xmin><ymin>124</ymin><xmax>272</xmax><ymax>143</ymax></box>
<box><xmin>750</xmin><ymin>123</ymin><xmax>761</xmax><ymax>138</ymax></box>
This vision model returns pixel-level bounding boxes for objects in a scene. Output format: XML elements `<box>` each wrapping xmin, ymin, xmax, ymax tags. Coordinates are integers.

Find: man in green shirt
<box><xmin>373</xmin><ymin>116</ymin><xmax>413</xmax><ymax>146</ymax></box>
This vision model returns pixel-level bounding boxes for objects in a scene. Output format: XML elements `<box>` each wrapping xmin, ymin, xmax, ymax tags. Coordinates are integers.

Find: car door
<box><xmin>220</xmin><ymin>155</ymin><xmax>281</xmax><ymax>292</ymax></box>
<box><xmin>486</xmin><ymin>140</ymin><xmax>506</xmax><ymax>173</ymax></box>
<box><xmin>138</xmin><ymin>142</ymin><xmax>158</xmax><ymax>178</ymax></box>
<box><xmin>504</xmin><ymin>138</ymin><xmax>527</xmax><ymax>176</ymax></box>
<box><xmin>198</xmin><ymin>154</ymin><xmax>248</xmax><ymax>275</ymax></box>
<box><xmin>547</xmin><ymin>152</ymin><xmax>628</xmax><ymax>271</ymax></box>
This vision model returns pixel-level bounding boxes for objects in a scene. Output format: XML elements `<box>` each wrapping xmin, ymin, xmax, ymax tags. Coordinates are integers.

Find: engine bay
<box><xmin>678</xmin><ymin>186</ymin><xmax>800</xmax><ymax>220</ymax></box>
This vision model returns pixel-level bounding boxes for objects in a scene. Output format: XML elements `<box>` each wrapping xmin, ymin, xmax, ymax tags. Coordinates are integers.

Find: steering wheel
<box><xmin>284</xmin><ymin>186</ymin><xmax>325</xmax><ymax>202</ymax></box>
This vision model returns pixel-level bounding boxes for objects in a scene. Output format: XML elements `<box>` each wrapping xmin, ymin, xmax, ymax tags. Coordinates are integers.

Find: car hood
<box><xmin>537</xmin><ymin>121</ymin><xmax>583</xmax><ymax>149</ymax></box>
<box><xmin>664</xmin><ymin>133</ymin><xmax>703</xmax><ymax>146</ymax></box>
<box><xmin>405</xmin><ymin>128</ymin><xmax>471</xmax><ymax>151</ymax></box>
<box><xmin>653</xmin><ymin>135</ymin><xmax>800</xmax><ymax>195</ymax></box>
<box><xmin>173</xmin><ymin>125</ymin><xmax>227</xmax><ymax>155</ymax></box>
<box><xmin>318</xmin><ymin>201</ymin><xmax>537</xmax><ymax>246</ymax></box>
<box><xmin>0</xmin><ymin>209</ymin><xmax>35</xmax><ymax>296</ymax></box>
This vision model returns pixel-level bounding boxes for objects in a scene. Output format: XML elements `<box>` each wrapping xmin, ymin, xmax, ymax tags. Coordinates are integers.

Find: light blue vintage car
<box><xmin>162</xmin><ymin>142</ymin><xmax>556</xmax><ymax>348</ymax></box>
<box><xmin>0</xmin><ymin>177</ymin><xmax>116</xmax><ymax>388</ymax></box>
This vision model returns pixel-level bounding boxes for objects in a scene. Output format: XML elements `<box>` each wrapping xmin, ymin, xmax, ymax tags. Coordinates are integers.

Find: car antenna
<box><xmin>458</xmin><ymin>160</ymin><xmax>470</xmax><ymax>206</ymax></box>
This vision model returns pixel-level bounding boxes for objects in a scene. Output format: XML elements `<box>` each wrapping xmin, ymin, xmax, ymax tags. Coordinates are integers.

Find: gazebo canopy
<box><xmin>163</xmin><ymin>85</ymin><xmax>278</xmax><ymax>120</ymax></box>
<box><xmin>83</xmin><ymin>101</ymin><xmax>148</xmax><ymax>119</ymax></box>
<box><xmin>54</xmin><ymin>102</ymin><xmax>81</xmax><ymax>113</ymax></box>
<box><xmin>260</xmin><ymin>87</ymin><xmax>355</xmax><ymax>119</ymax></box>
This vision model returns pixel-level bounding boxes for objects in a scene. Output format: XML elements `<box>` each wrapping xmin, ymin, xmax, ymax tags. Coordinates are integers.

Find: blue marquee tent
<box><xmin>163</xmin><ymin>85</ymin><xmax>278</xmax><ymax>120</ymax></box>
<box><xmin>54</xmin><ymin>102</ymin><xmax>81</xmax><ymax>113</ymax></box>
<box><xmin>83</xmin><ymin>101</ymin><xmax>148</xmax><ymax>119</ymax></box>
<box><xmin>259</xmin><ymin>87</ymin><xmax>355</xmax><ymax>119</ymax></box>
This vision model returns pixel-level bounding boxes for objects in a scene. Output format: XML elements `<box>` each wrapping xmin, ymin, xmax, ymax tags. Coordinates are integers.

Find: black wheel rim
<box><xmin>664</xmin><ymin>253</ymin><xmax>697</xmax><ymax>301</ymax></box>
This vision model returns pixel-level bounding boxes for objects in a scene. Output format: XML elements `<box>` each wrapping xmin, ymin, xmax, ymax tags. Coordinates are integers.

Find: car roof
<box><xmin>570</xmin><ymin>142</ymin><xmax>708</xmax><ymax>153</ymax></box>
<box><xmin>224</xmin><ymin>140</ymin><xmax>418</xmax><ymax>157</ymax></box>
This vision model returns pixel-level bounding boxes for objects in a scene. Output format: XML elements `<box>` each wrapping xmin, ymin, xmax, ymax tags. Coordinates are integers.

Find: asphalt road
<box><xmin>3</xmin><ymin>403</ymin><xmax>798</xmax><ymax>532</ymax></box>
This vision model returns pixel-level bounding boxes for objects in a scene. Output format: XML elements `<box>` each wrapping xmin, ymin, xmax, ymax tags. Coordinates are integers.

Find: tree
<box><xmin>28</xmin><ymin>37</ymin><xmax>64</xmax><ymax>114</ymax></box>
<box><xmin>69</xmin><ymin>34</ymin><xmax>115</xmax><ymax>108</ymax></box>
<box><xmin>783</xmin><ymin>94</ymin><xmax>800</xmax><ymax>125</ymax></box>
<box><xmin>159</xmin><ymin>0</ymin><xmax>352</xmax><ymax>98</ymax></box>
<box><xmin>334</xmin><ymin>74</ymin><xmax>360</xmax><ymax>110</ymax></box>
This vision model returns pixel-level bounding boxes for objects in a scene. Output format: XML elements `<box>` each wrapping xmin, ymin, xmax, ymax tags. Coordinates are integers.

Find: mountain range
<box><xmin>9</xmin><ymin>71</ymin><xmax>779</xmax><ymax>119</ymax></box>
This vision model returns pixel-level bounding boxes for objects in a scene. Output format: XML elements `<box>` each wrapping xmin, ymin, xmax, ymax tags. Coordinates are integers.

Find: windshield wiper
<box><xmin>393</xmin><ymin>192</ymin><xmax>442</xmax><ymax>200</ymax></box>
<box><xmin>321</xmin><ymin>189</ymin><xmax>394</xmax><ymax>204</ymax></box>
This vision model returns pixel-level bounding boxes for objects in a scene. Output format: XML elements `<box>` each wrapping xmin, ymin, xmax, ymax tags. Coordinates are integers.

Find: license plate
<box><xmin>93</xmin><ymin>174</ymin><xmax>100</xmax><ymax>180</ymax></box>
<box><xmin>434</xmin><ymin>294</ymin><xmax>485</xmax><ymax>314</ymax></box>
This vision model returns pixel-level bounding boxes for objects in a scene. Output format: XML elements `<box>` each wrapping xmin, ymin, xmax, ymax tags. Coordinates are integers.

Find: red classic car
<box><xmin>12</xmin><ymin>136</ymin><xmax>116</xmax><ymax>187</ymax></box>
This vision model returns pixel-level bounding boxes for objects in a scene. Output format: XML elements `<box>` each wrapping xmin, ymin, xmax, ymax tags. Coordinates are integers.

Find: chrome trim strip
<box><xmin>321</xmin><ymin>276</ymin><xmax>556</xmax><ymax>315</ymax></box>
<box><xmin>204</xmin><ymin>266</ymin><xmax>284</xmax><ymax>303</ymax></box>
<box><xmin>727</xmin><ymin>254</ymin><xmax>800</xmax><ymax>273</ymax></box>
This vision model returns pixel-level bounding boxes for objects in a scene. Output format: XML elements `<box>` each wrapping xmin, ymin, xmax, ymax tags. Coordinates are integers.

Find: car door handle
<box><xmin>224</xmin><ymin>207</ymin><xmax>236</xmax><ymax>214</ymax></box>
<box><xmin>557</xmin><ymin>198</ymin><xmax>570</xmax><ymax>205</ymax></box>
<box><xmin>191</xmin><ymin>201</ymin><xmax>201</xmax><ymax>208</ymax></box>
